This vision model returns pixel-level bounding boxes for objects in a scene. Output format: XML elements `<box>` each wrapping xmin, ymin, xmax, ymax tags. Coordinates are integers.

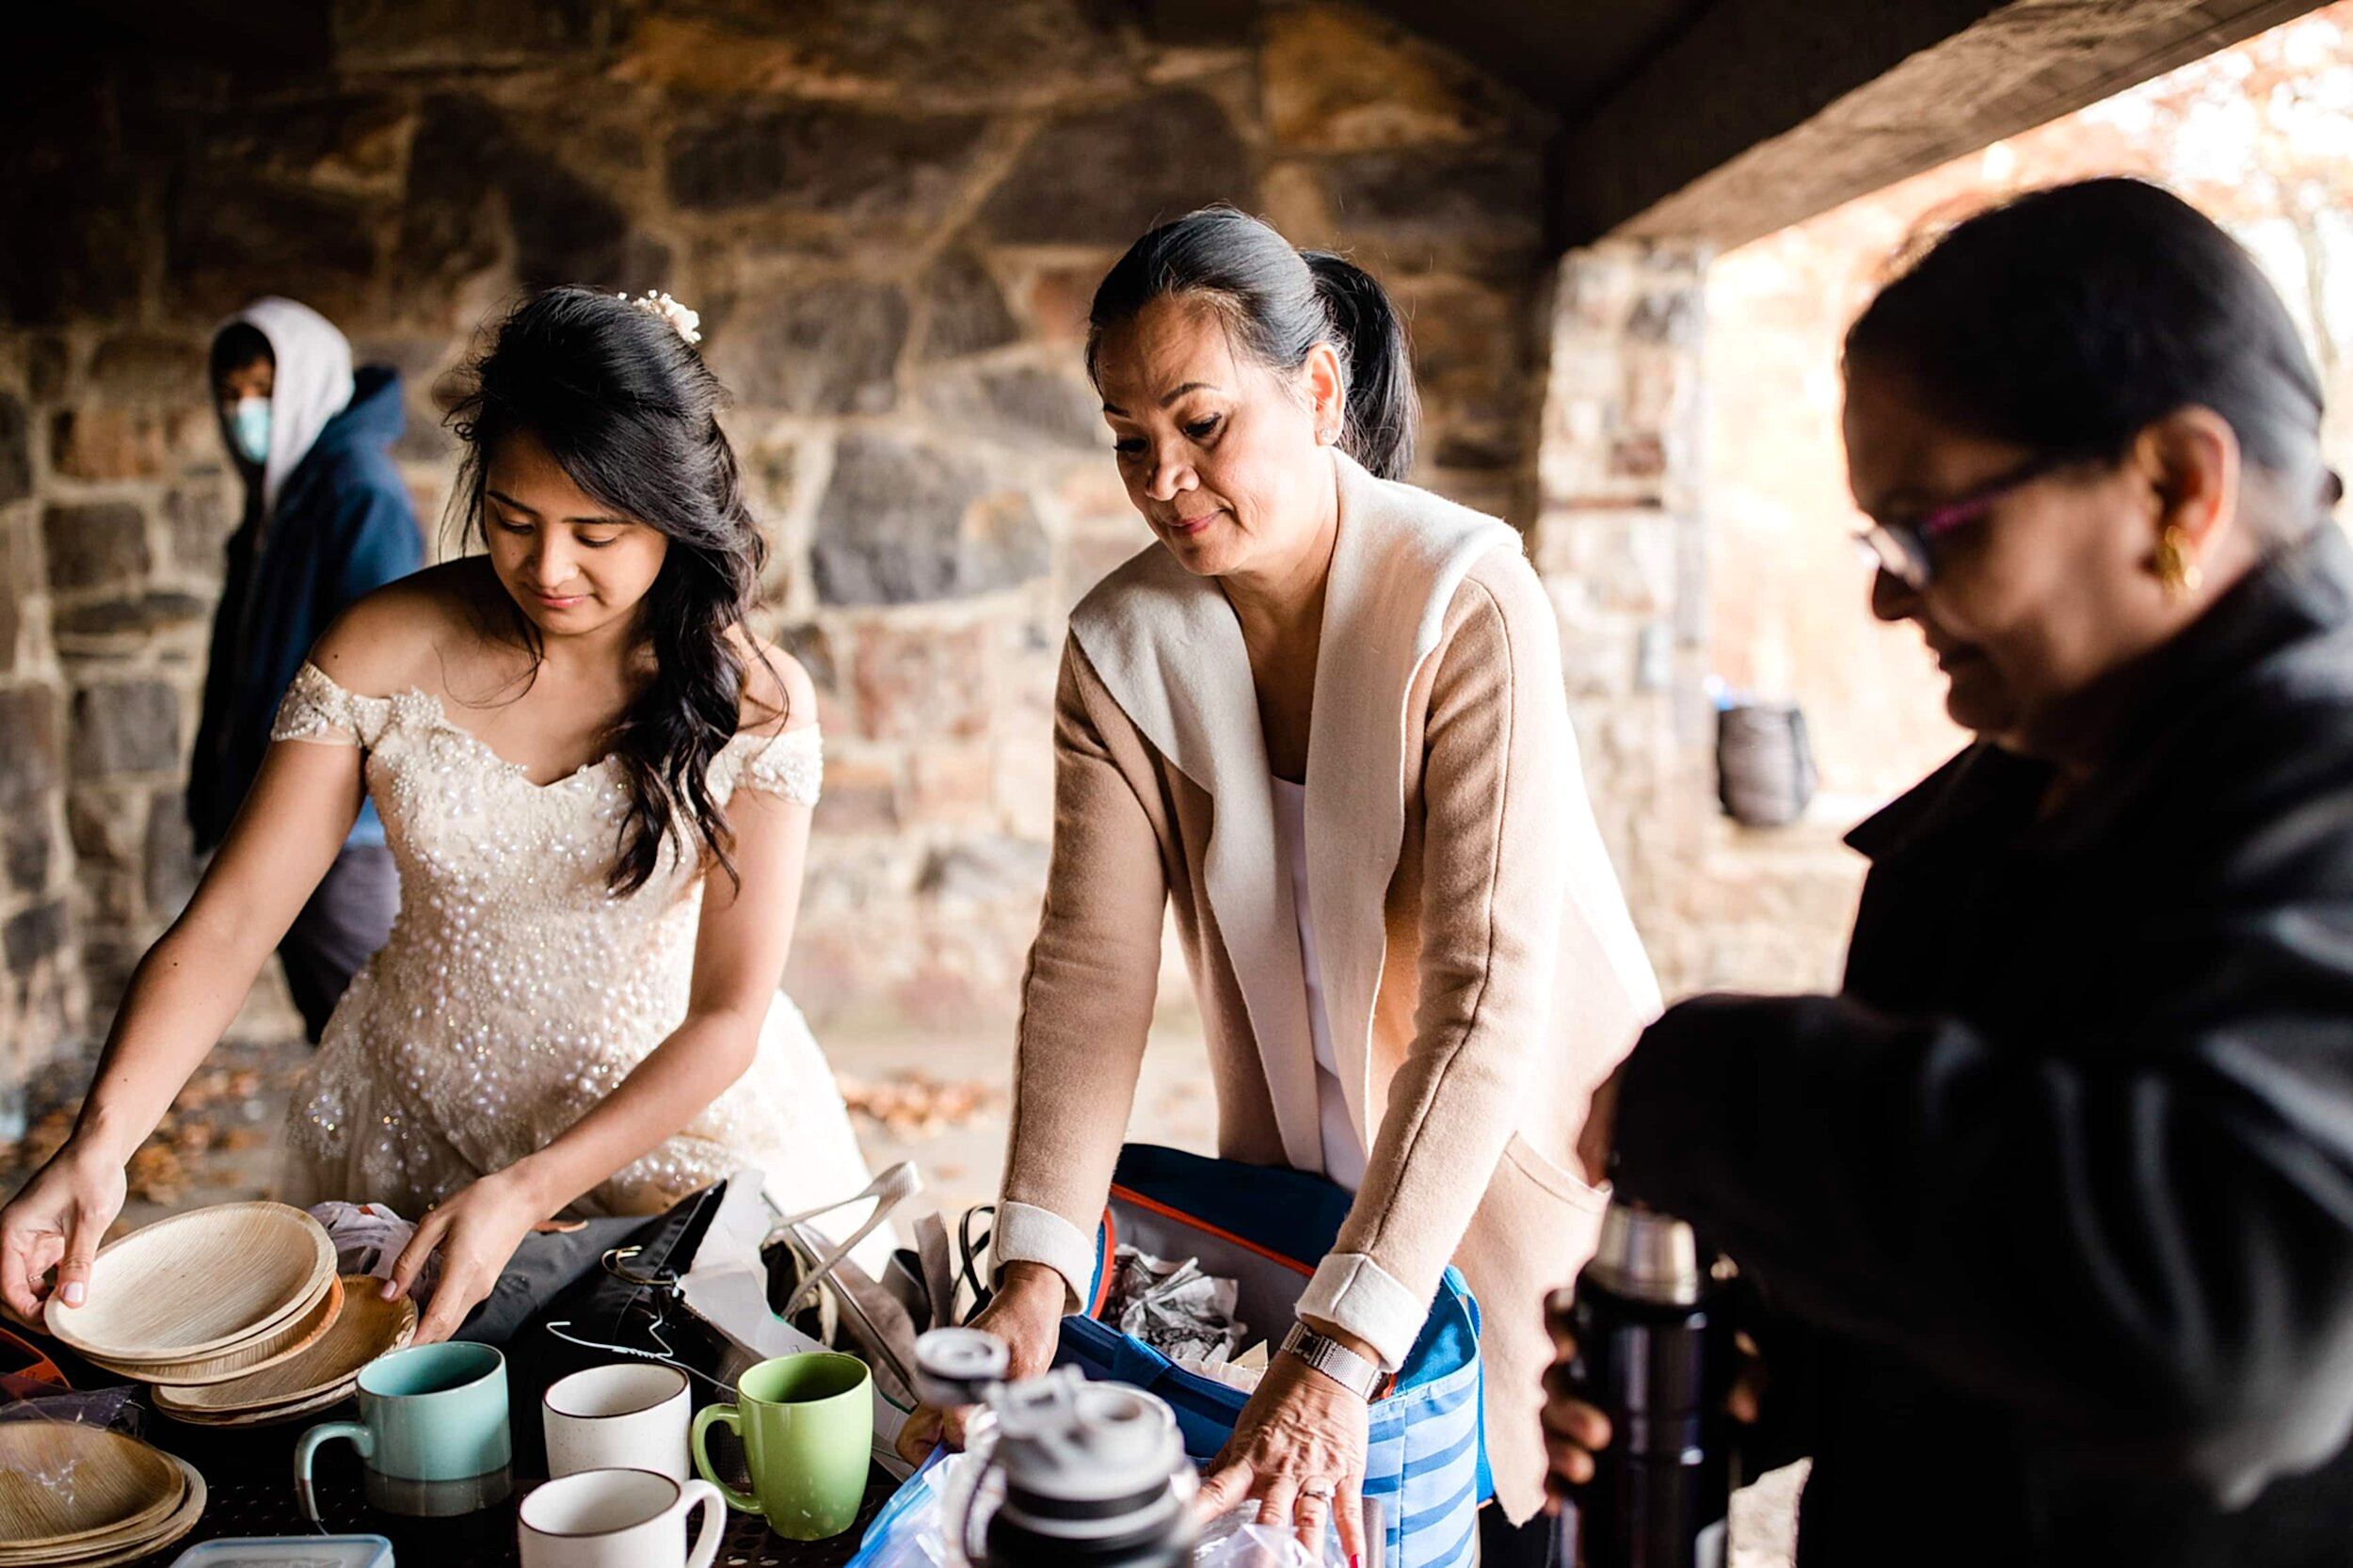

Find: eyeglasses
<box><xmin>1853</xmin><ymin>451</ymin><xmax>2076</xmax><ymax>589</ymax></box>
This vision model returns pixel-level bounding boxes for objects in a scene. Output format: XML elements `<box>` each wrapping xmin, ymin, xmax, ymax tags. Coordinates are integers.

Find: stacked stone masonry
<box><xmin>1535</xmin><ymin>240</ymin><xmax>1711</xmax><ymax>903</ymax></box>
<box><xmin>1</xmin><ymin>0</ymin><xmax>1625</xmax><ymax>1089</ymax></box>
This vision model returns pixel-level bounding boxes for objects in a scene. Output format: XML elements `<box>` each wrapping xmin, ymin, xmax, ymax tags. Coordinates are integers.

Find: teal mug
<box><xmin>296</xmin><ymin>1341</ymin><xmax>513</xmax><ymax>1520</ymax></box>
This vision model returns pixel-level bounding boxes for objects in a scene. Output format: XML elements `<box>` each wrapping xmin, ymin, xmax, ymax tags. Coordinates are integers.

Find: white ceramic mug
<box><xmin>543</xmin><ymin>1363</ymin><xmax>692</xmax><ymax>1481</ymax></box>
<box><xmin>518</xmin><ymin>1466</ymin><xmax>723</xmax><ymax>1568</ymax></box>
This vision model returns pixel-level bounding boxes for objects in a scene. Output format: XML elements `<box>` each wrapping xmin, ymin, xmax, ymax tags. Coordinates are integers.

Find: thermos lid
<box><xmin>915</xmin><ymin>1324</ymin><xmax>1012</xmax><ymax>1406</ymax></box>
<box><xmin>1587</xmin><ymin>1200</ymin><xmax>1704</xmax><ymax>1306</ymax></box>
<box><xmin>993</xmin><ymin>1371</ymin><xmax>1186</xmax><ymax>1507</ymax></box>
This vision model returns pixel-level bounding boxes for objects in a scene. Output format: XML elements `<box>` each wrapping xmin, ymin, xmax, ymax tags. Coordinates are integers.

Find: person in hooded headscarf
<box><xmin>189</xmin><ymin>296</ymin><xmax>423</xmax><ymax>1042</ymax></box>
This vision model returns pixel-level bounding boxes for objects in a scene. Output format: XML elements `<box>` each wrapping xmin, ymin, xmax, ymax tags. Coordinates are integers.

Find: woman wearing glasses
<box><xmin>1547</xmin><ymin>178</ymin><xmax>2353</xmax><ymax>1565</ymax></box>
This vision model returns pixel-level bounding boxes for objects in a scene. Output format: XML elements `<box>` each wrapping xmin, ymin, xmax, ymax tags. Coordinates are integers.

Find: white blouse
<box><xmin>1271</xmin><ymin>776</ymin><xmax>1368</xmax><ymax>1192</ymax></box>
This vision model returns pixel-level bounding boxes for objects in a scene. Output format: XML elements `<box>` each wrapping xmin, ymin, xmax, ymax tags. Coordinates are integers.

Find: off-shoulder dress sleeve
<box><xmin>728</xmin><ymin>725</ymin><xmax>823</xmax><ymax>807</ymax></box>
<box><xmin>269</xmin><ymin>664</ymin><xmax>391</xmax><ymax>749</ymax></box>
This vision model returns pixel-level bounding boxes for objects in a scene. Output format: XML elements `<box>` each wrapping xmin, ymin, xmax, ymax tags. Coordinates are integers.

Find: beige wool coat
<box><xmin>994</xmin><ymin>451</ymin><xmax>1661</xmax><ymax>1522</ymax></box>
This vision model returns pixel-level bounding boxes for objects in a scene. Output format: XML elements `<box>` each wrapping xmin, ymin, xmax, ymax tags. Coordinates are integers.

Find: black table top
<box><xmin>137</xmin><ymin>1468</ymin><xmax>899</xmax><ymax>1567</ymax></box>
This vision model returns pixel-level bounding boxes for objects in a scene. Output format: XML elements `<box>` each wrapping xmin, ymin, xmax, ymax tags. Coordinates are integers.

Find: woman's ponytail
<box><xmin>1088</xmin><ymin>207</ymin><xmax>1423</xmax><ymax>482</ymax></box>
<box><xmin>1304</xmin><ymin>250</ymin><xmax>1418</xmax><ymax>481</ymax></box>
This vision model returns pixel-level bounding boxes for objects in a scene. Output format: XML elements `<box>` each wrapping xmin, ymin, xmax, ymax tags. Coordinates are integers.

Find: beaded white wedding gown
<box><xmin>266</xmin><ymin>663</ymin><xmax>885</xmax><ymax>1248</ymax></box>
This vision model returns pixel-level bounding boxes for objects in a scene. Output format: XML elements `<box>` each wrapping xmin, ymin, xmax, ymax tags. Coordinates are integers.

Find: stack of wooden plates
<box><xmin>44</xmin><ymin>1203</ymin><xmax>340</xmax><ymax>1387</ymax></box>
<box><xmin>0</xmin><ymin>1420</ymin><xmax>206</xmax><ymax>1565</ymax></box>
<box><xmin>153</xmin><ymin>1276</ymin><xmax>417</xmax><ymax>1427</ymax></box>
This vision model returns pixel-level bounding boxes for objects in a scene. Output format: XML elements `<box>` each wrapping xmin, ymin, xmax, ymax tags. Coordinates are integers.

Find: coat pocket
<box><xmin>1503</xmin><ymin>1132</ymin><xmax>1609</xmax><ymax>1215</ymax></box>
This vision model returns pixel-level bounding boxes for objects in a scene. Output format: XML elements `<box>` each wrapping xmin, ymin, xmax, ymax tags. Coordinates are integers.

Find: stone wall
<box><xmin>0</xmin><ymin>0</ymin><xmax>1559</xmax><ymax>1079</ymax></box>
<box><xmin>0</xmin><ymin>386</ymin><xmax>83</xmax><ymax>1126</ymax></box>
<box><xmin>1533</xmin><ymin>237</ymin><xmax>1866</xmax><ymax>1000</ymax></box>
<box><xmin>1532</xmin><ymin>239</ymin><xmax>1714</xmax><ymax>995</ymax></box>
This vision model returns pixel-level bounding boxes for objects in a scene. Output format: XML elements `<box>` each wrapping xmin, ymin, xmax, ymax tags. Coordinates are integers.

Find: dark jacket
<box><xmin>1613</xmin><ymin>525</ymin><xmax>2353</xmax><ymax>1565</ymax></box>
<box><xmin>188</xmin><ymin>366</ymin><xmax>422</xmax><ymax>851</ymax></box>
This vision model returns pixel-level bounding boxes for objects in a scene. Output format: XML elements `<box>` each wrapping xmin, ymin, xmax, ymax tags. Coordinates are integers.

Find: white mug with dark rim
<box><xmin>518</xmin><ymin>1466</ymin><xmax>724</xmax><ymax>1568</ymax></box>
<box><xmin>542</xmin><ymin>1363</ymin><xmax>692</xmax><ymax>1482</ymax></box>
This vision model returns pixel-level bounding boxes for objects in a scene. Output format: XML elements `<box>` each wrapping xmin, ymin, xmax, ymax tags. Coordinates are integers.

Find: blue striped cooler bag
<box><xmin>1056</xmin><ymin>1144</ymin><xmax>1491</xmax><ymax>1568</ymax></box>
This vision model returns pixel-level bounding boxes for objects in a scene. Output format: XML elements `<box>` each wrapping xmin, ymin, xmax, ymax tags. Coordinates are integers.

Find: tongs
<box><xmin>762</xmin><ymin>1160</ymin><xmax>922</xmax><ymax>1320</ymax></box>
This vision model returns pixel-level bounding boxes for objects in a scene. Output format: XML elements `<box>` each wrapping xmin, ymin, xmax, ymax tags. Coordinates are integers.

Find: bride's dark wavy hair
<box><xmin>444</xmin><ymin>286</ymin><xmax>771</xmax><ymax>896</ymax></box>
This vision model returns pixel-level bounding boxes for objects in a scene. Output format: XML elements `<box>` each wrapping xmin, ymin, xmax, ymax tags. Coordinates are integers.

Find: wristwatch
<box><xmin>1281</xmin><ymin>1320</ymin><xmax>1382</xmax><ymax>1400</ymax></box>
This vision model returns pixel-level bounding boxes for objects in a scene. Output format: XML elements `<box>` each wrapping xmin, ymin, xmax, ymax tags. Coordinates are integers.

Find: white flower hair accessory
<box><xmin>617</xmin><ymin>289</ymin><xmax>702</xmax><ymax>346</ymax></box>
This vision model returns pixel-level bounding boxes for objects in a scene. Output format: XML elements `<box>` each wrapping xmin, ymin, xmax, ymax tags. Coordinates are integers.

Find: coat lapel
<box><xmin>1067</xmin><ymin>452</ymin><xmax>1518</xmax><ymax>1163</ymax></box>
<box><xmin>1306</xmin><ymin>455</ymin><xmax>1518</xmax><ymax>1139</ymax></box>
<box><xmin>1068</xmin><ymin>537</ymin><xmax>1326</xmax><ymax>1169</ymax></box>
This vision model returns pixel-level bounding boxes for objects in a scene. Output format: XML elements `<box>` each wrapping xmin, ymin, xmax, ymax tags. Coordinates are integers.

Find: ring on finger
<box><xmin>1300</xmin><ymin>1481</ymin><xmax>1337</xmax><ymax>1501</ymax></box>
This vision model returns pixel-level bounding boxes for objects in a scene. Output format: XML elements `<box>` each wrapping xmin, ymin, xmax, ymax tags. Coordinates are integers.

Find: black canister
<box><xmin>914</xmin><ymin>1327</ymin><xmax>1197</xmax><ymax>1568</ymax></box>
<box><xmin>1559</xmin><ymin>1201</ymin><xmax>1736</xmax><ymax>1568</ymax></box>
<box><xmin>980</xmin><ymin>1373</ymin><xmax>1195</xmax><ymax>1568</ymax></box>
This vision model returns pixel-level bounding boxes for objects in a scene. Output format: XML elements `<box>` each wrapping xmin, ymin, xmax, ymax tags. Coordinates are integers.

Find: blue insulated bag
<box><xmin>1056</xmin><ymin>1145</ymin><xmax>1491</xmax><ymax>1568</ymax></box>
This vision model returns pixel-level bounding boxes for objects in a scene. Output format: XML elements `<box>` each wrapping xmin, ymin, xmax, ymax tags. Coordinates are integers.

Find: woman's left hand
<box><xmin>1196</xmin><ymin>1343</ymin><xmax>1370</xmax><ymax>1564</ymax></box>
<box><xmin>384</xmin><ymin>1167</ymin><xmax>551</xmax><ymax>1343</ymax></box>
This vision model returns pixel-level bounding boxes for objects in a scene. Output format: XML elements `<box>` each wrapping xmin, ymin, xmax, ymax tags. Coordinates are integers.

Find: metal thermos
<box><xmin>1558</xmin><ymin>1201</ymin><xmax>1736</xmax><ymax>1568</ymax></box>
<box><xmin>915</xmin><ymin>1327</ymin><xmax>1197</xmax><ymax>1568</ymax></box>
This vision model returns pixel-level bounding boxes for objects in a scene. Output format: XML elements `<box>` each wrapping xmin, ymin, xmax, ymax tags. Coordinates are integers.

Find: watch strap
<box><xmin>1281</xmin><ymin>1320</ymin><xmax>1381</xmax><ymax>1400</ymax></box>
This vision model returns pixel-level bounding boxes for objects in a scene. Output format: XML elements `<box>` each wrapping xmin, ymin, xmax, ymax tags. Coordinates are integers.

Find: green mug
<box><xmin>691</xmin><ymin>1352</ymin><xmax>872</xmax><ymax>1540</ymax></box>
<box><xmin>296</xmin><ymin>1340</ymin><xmax>513</xmax><ymax>1520</ymax></box>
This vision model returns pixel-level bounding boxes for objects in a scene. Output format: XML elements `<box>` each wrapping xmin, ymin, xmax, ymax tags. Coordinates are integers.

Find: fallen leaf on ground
<box><xmin>126</xmin><ymin>1144</ymin><xmax>186</xmax><ymax>1205</ymax></box>
<box><xmin>838</xmin><ymin>1072</ymin><xmax>1002</xmax><ymax>1141</ymax></box>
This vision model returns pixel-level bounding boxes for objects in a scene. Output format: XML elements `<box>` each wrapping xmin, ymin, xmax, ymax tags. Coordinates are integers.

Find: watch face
<box><xmin>1288</xmin><ymin>1328</ymin><xmax>1378</xmax><ymax>1397</ymax></box>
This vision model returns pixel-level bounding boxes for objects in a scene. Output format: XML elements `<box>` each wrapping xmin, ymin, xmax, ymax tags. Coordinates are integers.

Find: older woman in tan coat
<box><xmin>922</xmin><ymin>208</ymin><xmax>1658</xmax><ymax>1566</ymax></box>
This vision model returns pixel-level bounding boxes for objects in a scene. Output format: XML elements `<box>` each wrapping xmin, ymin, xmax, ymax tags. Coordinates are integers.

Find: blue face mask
<box><xmin>230</xmin><ymin>396</ymin><xmax>270</xmax><ymax>467</ymax></box>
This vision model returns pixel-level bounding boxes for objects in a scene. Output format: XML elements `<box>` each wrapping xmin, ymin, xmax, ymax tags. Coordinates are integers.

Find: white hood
<box><xmin>216</xmin><ymin>296</ymin><xmax>357</xmax><ymax>516</ymax></box>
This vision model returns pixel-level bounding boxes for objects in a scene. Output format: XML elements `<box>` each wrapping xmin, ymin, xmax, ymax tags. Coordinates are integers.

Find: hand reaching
<box><xmin>382</xmin><ymin>1168</ymin><xmax>551</xmax><ymax>1343</ymax></box>
<box><xmin>1195</xmin><ymin>1347</ymin><xmax>1371</xmax><ymax>1563</ymax></box>
<box><xmin>895</xmin><ymin>1260</ymin><xmax>1068</xmax><ymax>1464</ymax></box>
<box><xmin>0</xmin><ymin>1140</ymin><xmax>128</xmax><ymax>1324</ymax></box>
<box><xmin>1541</xmin><ymin>1288</ymin><xmax>1764</xmax><ymax>1508</ymax></box>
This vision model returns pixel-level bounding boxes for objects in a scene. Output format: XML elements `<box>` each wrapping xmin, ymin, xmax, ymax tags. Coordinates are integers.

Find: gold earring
<box><xmin>2155</xmin><ymin>525</ymin><xmax>2204</xmax><ymax>601</ymax></box>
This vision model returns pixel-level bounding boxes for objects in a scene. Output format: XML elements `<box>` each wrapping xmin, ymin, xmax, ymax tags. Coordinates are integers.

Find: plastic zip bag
<box><xmin>847</xmin><ymin>1434</ymin><xmax>1349</xmax><ymax>1568</ymax></box>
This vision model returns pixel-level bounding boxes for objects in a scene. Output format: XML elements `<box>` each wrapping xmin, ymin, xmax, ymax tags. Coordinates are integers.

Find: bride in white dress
<box><xmin>0</xmin><ymin>287</ymin><xmax>884</xmax><ymax>1340</ymax></box>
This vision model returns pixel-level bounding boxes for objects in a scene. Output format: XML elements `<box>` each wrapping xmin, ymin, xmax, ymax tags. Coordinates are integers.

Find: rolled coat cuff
<box><xmin>993</xmin><ymin>1199</ymin><xmax>1096</xmax><ymax>1313</ymax></box>
<box><xmin>1298</xmin><ymin>1251</ymin><xmax>1426</xmax><ymax>1371</ymax></box>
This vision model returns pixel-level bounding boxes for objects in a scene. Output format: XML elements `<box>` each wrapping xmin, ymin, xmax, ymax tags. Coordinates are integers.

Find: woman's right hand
<box><xmin>1540</xmin><ymin>1288</ymin><xmax>1615</xmax><ymax>1500</ymax></box>
<box><xmin>1541</xmin><ymin>1288</ymin><xmax>1765</xmax><ymax>1508</ymax></box>
<box><xmin>894</xmin><ymin>1260</ymin><xmax>1070</xmax><ymax>1464</ymax></box>
<box><xmin>0</xmin><ymin>1139</ymin><xmax>129</xmax><ymax>1324</ymax></box>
